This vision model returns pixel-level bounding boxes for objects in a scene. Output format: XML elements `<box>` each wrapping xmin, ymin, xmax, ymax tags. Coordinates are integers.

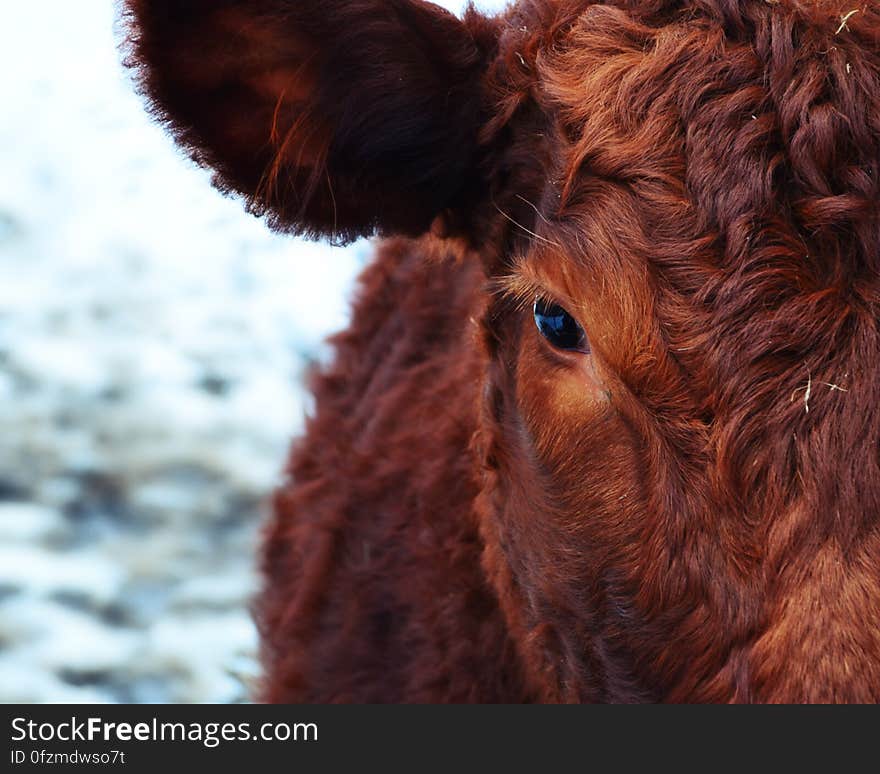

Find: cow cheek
<box><xmin>514</xmin><ymin>336</ymin><xmax>639</xmax><ymax>526</ymax></box>
<box><xmin>515</xmin><ymin>356</ymin><xmax>646</xmax><ymax>555</ymax></box>
<box><xmin>497</xmin><ymin>339</ymin><xmax>649</xmax><ymax>679</ymax></box>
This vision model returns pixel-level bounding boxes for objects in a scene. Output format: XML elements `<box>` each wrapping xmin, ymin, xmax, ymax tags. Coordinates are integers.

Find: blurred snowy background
<box><xmin>0</xmin><ymin>0</ymin><xmax>506</xmax><ymax>703</ymax></box>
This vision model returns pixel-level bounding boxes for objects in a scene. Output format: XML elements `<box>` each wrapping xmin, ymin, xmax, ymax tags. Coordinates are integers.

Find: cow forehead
<box><xmin>514</xmin><ymin>0</ymin><xmax>878</xmax><ymax>300</ymax></box>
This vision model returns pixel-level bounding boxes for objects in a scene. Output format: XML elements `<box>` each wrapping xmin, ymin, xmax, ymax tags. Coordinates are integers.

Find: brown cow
<box><xmin>122</xmin><ymin>0</ymin><xmax>880</xmax><ymax>702</ymax></box>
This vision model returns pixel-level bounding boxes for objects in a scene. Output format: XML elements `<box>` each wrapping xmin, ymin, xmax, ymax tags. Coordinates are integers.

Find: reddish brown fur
<box><xmin>122</xmin><ymin>0</ymin><xmax>880</xmax><ymax>702</ymax></box>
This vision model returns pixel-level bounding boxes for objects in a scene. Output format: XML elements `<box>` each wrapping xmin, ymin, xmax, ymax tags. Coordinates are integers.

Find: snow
<box><xmin>0</xmin><ymin>0</ymin><xmax>509</xmax><ymax>704</ymax></box>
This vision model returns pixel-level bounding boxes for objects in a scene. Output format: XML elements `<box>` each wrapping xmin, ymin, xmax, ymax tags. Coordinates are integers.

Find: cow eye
<box><xmin>533</xmin><ymin>297</ymin><xmax>589</xmax><ymax>353</ymax></box>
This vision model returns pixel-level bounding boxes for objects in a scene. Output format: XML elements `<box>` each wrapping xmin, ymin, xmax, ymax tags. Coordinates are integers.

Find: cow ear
<box><xmin>122</xmin><ymin>0</ymin><xmax>496</xmax><ymax>243</ymax></box>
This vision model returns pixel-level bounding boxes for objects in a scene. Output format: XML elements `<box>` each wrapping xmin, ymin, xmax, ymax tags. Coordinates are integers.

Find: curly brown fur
<box><xmin>123</xmin><ymin>0</ymin><xmax>880</xmax><ymax>702</ymax></box>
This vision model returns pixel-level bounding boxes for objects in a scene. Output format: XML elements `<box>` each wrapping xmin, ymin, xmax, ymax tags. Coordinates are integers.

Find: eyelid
<box><xmin>494</xmin><ymin>273</ymin><xmax>581</xmax><ymax>318</ymax></box>
<box><xmin>532</xmin><ymin>289</ymin><xmax>560</xmax><ymax>311</ymax></box>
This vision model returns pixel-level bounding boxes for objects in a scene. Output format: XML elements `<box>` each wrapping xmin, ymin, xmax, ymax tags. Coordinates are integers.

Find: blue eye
<box><xmin>533</xmin><ymin>297</ymin><xmax>589</xmax><ymax>353</ymax></box>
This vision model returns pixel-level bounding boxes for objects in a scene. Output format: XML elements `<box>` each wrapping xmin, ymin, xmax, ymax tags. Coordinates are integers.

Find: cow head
<box><xmin>123</xmin><ymin>0</ymin><xmax>880</xmax><ymax>701</ymax></box>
